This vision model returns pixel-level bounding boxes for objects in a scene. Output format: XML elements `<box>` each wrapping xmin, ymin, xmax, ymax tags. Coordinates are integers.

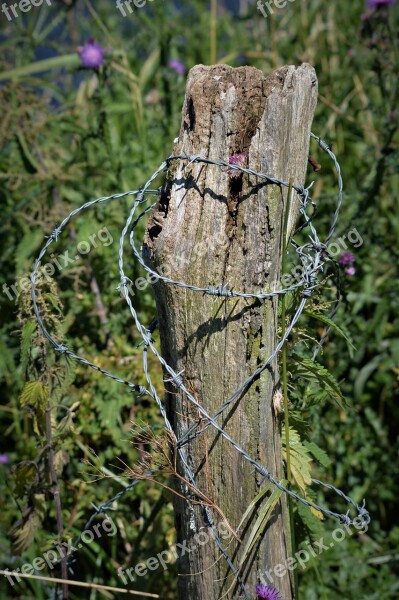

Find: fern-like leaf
<box><xmin>282</xmin><ymin>426</ymin><xmax>312</xmax><ymax>493</ymax></box>
<box><xmin>297</xmin><ymin>498</ymin><xmax>325</xmax><ymax>541</ymax></box>
<box><xmin>304</xmin><ymin>310</ymin><xmax>356</xmax><ymax>355</ymax></box>
<box><xmin>291</xmin><ymin>353</ymin><xmax>345</xmax><ymax>408</ymax></box>
<box><xmin>303</xmin><ymin>441</ymin><xmax>332</xmax><ymax>468</ymax></box>
<box><xmin>282</xmin><ymin>427</ymin><xmax>325</xmax><ymax>521</ymax></box>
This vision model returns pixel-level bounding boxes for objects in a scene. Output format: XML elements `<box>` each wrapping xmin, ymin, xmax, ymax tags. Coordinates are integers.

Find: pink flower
<box><xmin>77</xmin><ymin>39</ymin><xmax>105</xmax><ymax>69</ymax></box>
<box><xmin>227</xmin><ymin>151</ymin><xmax>249</xmax><ymax>178</ymax></box>
<box><xmin>255</xmin><ymin>584</ymin><xmax>280</xmax><ymax>600</ymax></box>
<box><xmin>345</xmin><ymin>266</ymin><xmax>356</xmax><ymax>276</ymax></box>
<box><xmin>168</xmin><ymin>59</ymin><xmax>186</xmax><ymax>76</ymax></box>
<box><xmin>0</xmin><ymin>454</ymin><xmax>9</xmax><ymax>465</ymax></box>
<box><xmin>366</xmin><ymin>0</ymin><xmax>396</xmax><ymax>7</ymax></box>
<box><xmin>338</xmin><ymin>252</ymin><xmax>355</xmax><ymax>266</ymax></box>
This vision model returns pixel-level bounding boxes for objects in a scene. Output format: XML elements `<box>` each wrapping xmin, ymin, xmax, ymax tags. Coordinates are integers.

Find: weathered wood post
<box><xmin>144</xmin><ymin>64</ymin><xmax>317</xmax><ymax>599</ymax></box>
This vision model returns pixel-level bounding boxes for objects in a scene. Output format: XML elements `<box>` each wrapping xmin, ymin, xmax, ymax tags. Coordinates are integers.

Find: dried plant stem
<box><xmin>281</xmin><ymin>178</ymin><xmax>293</xmax><ymax>482</ymax></box>
<box><xmin>281</xmin><ymin>177</ymin><xmax>299</xmax><ymax>599</ymax></box>
<box><xmin>0</xmin><ymin>571</ymin><xmax>159</xmax><ymax>597</ymax></box>
<box><xmin>45</xmin><ymin>404</ymin><xmax>68</xmax><ymax>600</ymax></box>
<box><xmin>210</xmin><ymin>0</ymin><xmax>217</xmax><ymax>64</ymax></box>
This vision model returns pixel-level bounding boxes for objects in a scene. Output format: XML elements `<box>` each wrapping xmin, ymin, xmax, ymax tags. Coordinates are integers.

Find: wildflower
<box><xmin>366</xmin><ymin>0</ymin><xmax>396</xmax><ymax>7</ymax></box>
<box><xmin>255</xmin><ymin>584</ymin><xmax>280</xmax><ymax>600</ymax></box>
<box><xmin>0</xmin><ymin>454</ymin><xmax>9</xmax><ymax>465</ymax></box>
<box><xmin>227</xmin><ymin>151</ymin><xmax>249</xmax><ymax>178</ymax></box>
<box><xmin>345</xmin><ymin>266</ymin><xmax>356</xmax><ymax>276</ymax></box>
<box><xmin>361</xmin><ymin>0</ymin><xmax>396</xmax><ymax>21</ymax></box>
<box><xmin>338</xmin><ymin>252</ymin><xmax>355</xmax><ymax>266</ymax></box>
<box><xmin>168</xmin><ymin>59</ymin><xmax>186</xmax><ymax>76</ymax></box>
<box><xmin>77</xmin><ymin>39</ymin><xmax>105</xmax><ymax>69</ymax></box>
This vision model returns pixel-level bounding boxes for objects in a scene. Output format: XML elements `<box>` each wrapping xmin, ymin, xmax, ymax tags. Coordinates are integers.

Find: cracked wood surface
<box><xmin>144</xmin><ymin>63</ymin><xmax>317</xmax><ymax>599</ymax></box>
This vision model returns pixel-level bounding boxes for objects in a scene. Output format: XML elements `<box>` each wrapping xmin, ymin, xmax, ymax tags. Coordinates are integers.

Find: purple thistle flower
<box><xmin>77</xmin><ymin>39</ymin><xmax>105</xmax><ymax>69</ymax></box>
<box><xmin>228</xmin><ymin>151</ymin><xmax>249</xmax><ymax>178</ymax></box>
<box><xmin>338</xmin><ymin>252</ymin><xmax>355</xmax><ymax>266</ymax></box>
<box><xmin>345</xmin><ymin>266</ymin><xmax>356</xmax><ymax>276</ymax></box>
<box><xmin>168</xmin><ymin>59</ymin><xmax>186</xmax><ymax>76</ymax></box>
<box><xmin>0</xmin><ymin>454</ymin><xmax>9</xmax><ymax>465</ymax></box>
<box><xmin>255</xmin><ymin>583</ymin><xmax>280</xmax><ymax>600</ymax></box>
<box><xmin>366</xmin><ymin>0</ymin><xmax>396</xmax><ymax>7</ymax></box>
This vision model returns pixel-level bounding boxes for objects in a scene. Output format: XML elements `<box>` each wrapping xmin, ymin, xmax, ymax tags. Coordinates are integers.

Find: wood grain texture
<box><xmin>144</xmin><ymin>63</ymin><xmax>317</xmax><ymax>599</ymax></box>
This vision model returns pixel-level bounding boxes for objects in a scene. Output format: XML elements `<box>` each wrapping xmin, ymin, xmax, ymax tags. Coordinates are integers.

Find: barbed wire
<box><xmin>31</xmin><ymin>132</ymin><xmax>369</xmax><ymax>598</ymax></box>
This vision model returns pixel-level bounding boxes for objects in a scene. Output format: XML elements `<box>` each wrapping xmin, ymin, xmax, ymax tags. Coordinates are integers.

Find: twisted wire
<box><xmin>31</xmin><ymin>133</ymin><xmax>369</xmax><ymax>597</ymax></box>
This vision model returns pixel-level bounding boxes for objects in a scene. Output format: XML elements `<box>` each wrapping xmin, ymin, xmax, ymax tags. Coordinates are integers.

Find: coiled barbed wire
<box><xmin>31</xmin><ymin>133</ymin><xmax>369</xmax><ymax>597</ymax></box>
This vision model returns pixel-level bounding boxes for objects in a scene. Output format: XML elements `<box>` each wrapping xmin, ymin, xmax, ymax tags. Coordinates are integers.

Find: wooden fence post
<box><xmin>144</xmin><ymin>63</ymin><xmax>317</xmax><ymax>599</ymax></box>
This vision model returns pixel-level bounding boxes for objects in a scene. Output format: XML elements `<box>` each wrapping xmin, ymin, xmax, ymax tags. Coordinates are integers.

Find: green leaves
<box><xmin>15</xmin><ymin>230</ymin><xmax>43</xmax><ymax>275</ymax></box>
<box><xmin>282</xmin><ymin>426</ymin><xmax>328</xmax><ymax>521</ymax></box>
<box><xmin>239</xmin><ymin>486</ymin><xmax>283</xmax><ymax>568</ymax></box>
<box><xmin>13</xmin><ymin>461</ymin><xmax>39</xmax><ymax>498</ymax></box>
<box><xmin>53</xmin><ymin>449</ymin><xmax>70</xmax><ymax>477</ymax></box>
<box><xmin>9</xmin><ymin>494</ymin><xmax>46</xmax><ymax>555</ymax></box>
<box><xmin>9</xmin><ymin>506</ymin><xmax>39</xmax><ymax>555</ymax></box>
<box><xmin>56</xmin><ymin>401</ymin><xmax>80</xmax><ymax>437</ymax></box>
<box><xmin>222</xmin><ymin>481</ymin><xmax>284</xmax><ymax>597</ymax></box>
<box><xmin>19</xmin><ymin>381</ymin><xmax>49</xmax><ymax>412</ymax></box>
<box><xmin>296</xmin><ymin>498</ymin><xmax>324</xmax><ymax>542</ymax></box>
<box><xmin>19</xmin><ymin>381</ymin><xmax>49</xmax><ymax>435</ymax></box>
<box><xmin>303</xmin><ymin>441</ymin><xmax>331</xmax><ymax>469</ymax></box>
<box><xmin>20</xmin><ymin>321</ymin><xmax>37</xmax><ymax>376</ymax></box>
<box><xmin>291</xmin><ymin>352</ymin><xmax>345</xmax><ymax>408</ymax></box>
<box><xmin>237</xmin><ymin>485</ymin><xmax>283</xmax><ymax>563</ymax></box>
<box><xmin>0</xmin><ymin>54</ymin><xmax>80</xmax><ymax>82</ymax></box>
<box><xmin>304</xmin><ymin>310</ymin><xmax>356</xmax><ymax>357</ymax></box>
<box><xmin>282</xmin><ymin>427</ymin><xmax>312</xmax><ymax>494</ymax></box>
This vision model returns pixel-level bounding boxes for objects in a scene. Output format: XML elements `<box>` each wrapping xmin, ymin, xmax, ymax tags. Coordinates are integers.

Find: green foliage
<box><xmin>20</xmin><ymin>321</ymin><xmax>37</xmax><ymax>377</ymax></box>
<box><xmin>9</xmin><ymin>494</ymin><xmax>46</xmax><ymax>555</ymax></box>
<box><xmin>19</xmin><ymin>380</ymin><xmax>48</xmax><ymax>435</ymax></box>
<box><xmin>303</xmin><ymin>309</ymin><xmax>356</xmax><ymax>356</ymax></box>
<box><xmin>290</xmin><ymin>352</ymin><xmax>345</xmax><ymax>408</ymax></box>
<box><xmin>239</xmin><ymin>485</ymin><xmax>283</xmax><ymax>558</ymax></box>
<box><xmin>224</xmin><ymin>483</ymin><xmax>284</xmax><ymax>597</ymax></box>
<box><xmin>282</xmin><ymin>426</ymin><xmax>326</xmax><ymax>521</ymax></box>
<box><xmin>13</xmin><ymin>462</ymin><xmax>39</xmax><ymax>499</ymax></box>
